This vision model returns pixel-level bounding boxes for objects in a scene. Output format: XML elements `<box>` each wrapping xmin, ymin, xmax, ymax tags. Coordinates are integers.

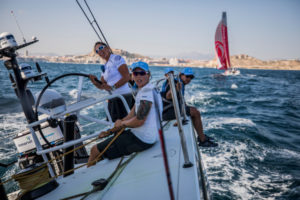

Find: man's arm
<box><xmin>166</xmin><ymin>89</ymin><xmax>172</xmax><ymax>100</ymax></box>
<box><xmin>114</xmin><ymin>64</ymin><xmax>130</xmax><ymax>88</ymax></box>
<box><xmin>114</xmin><ymin>104</ymin><xmax>136</xmax><ymax>128</ymax></box>
<box><xmin>121</xmin><ymin>104</ymin><xmax>136</xmax><ymax>121</ymax></box>
<box><xmin>165</xmin><ymin>81</ymin><xmax>181</xmax><ymax>100</ymax></box>
<box><xmin>120</xmin><ymin>100</ymin><xmax>152</xmax><ymax>128</ymax></box>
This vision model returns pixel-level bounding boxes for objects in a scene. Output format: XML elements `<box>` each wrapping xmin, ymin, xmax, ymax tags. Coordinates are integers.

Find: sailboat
<box><xmin>0</xmin><ymin>39</ymin><xmax>210</xmax><ymax>200</ymax></box>
<box><xmin>0</xmin><ymin>1</ymin><xmax>211</xmax><ymax>200</ymax></box>
<box><xmin>215</xmin><ymin>12</ymin><xmax>240</xmax><ymax>76</ymax></box>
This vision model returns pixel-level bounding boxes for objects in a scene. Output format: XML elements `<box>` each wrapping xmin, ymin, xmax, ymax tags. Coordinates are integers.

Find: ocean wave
<box><xmin>68</xmin><ymin>89</ymin><xmax>78</xmax><ymax>99</ymax></box>
<box><xmin>0</xmin><ymin>112</ymin><xmax>27</xmax><ymax>133</ymax></box>
<box><xmin>231</xmin><ymin>83</ymin><xmax>238</xmax><ymax>89</ymax></box>
<box><xmin>203</xmin><ymin>141</ymin><xmax>294</xmax><ymax>199</ymax></box>
<box><xmin>205</xmin><ymin>117</ymin><xmax>256</xmax><ymax>130</ymax></box>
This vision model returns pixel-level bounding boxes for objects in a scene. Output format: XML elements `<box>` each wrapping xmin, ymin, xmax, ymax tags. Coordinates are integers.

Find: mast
<box><xmin>0</xmin><ymin>40</ymin><xmax>39</xmax><ymax>124</ymax></box>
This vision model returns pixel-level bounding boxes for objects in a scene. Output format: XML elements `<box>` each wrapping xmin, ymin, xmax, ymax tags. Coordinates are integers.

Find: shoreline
<box><xmin>1</xmin><ymin>60</ymin><xmax>299</xmax><ymax>71</ymax></box>
<box><xmin>149</xmin><ymin>64</ymin><xmax>300</xmax><ymax>71</ymax></box>
<box><xmin>1</xmin><ymin>56</ymin><xmax>300</xmax><ymax>71</ymax></box>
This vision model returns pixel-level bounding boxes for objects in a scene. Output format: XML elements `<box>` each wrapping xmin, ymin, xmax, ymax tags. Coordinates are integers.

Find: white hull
<box><xmin>224</xmin><ymin>68</ymin><xmax>240</xmax><ymax>76</ymax></box>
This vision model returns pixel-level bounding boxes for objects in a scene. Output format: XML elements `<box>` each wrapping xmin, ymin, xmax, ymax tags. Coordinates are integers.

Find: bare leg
<box><xmin>87</xmin><ymin>145</ymin><xmax>100</xmax><ymax>167</ymax></box>
<box><xmin>189</xmin><ymin>107</ymin><xmax>206</xmax><ymax>142</ymax></box>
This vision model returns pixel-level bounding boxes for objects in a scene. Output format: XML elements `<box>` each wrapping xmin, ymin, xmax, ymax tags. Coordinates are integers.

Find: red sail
<box><xmin>215</xmin><ymin>12</ymin><xmax>230</xmax><ymax>70</ymax></box>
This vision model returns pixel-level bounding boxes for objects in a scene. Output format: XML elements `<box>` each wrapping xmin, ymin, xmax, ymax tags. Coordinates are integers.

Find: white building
<box><xmin>169</xmin><ymin>57</ymin><xmax>179</xmax><ymax>66</ymax></box>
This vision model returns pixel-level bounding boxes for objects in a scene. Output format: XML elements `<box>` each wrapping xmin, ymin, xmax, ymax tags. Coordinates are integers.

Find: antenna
<box><xmin>11</xmin><ymin>10</ymin><xmax>26</xmax><ymax>43</ymax></box>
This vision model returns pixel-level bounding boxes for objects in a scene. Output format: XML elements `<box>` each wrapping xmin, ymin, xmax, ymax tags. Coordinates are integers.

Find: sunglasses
<box><xmin>186</xmin><ymin>75</ymin><xmax>194</xmax><ymax>79</ymax></box>
<box><xmin>133</xmin><ymin>71</ymin><xmax>147</xmax><ymax>76</ymax></box>
<box><xmin>95</xmin><ymin>45</ymin><xmax>106</xmax><ymax>53</ymax></box>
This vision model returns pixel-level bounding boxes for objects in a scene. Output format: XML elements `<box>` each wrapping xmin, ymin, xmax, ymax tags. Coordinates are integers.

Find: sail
<box><xmin>215</xmin><ymin>12</ymin><xmax>231</xmax><ymax>70</ymax></box>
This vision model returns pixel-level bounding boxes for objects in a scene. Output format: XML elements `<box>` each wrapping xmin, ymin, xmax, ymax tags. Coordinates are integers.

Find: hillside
<box><xmin>206</xmin><ymin>54</ymin><xmax>300</xmax><ymax>70</ymax></box>
<box><xmin>4</xmin><ymin>47</ymin><xmax>300</xmax><ymax>70</ymax></box>
<box><xmin>86</xmin><ymin>48</ymin><xmax>150</xmax><ymax>59</ymax></box>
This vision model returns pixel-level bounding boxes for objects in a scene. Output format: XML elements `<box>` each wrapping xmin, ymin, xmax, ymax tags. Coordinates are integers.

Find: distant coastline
<box><xmin>3</xmin><ymin>49</ymin><xmax>300</xmax><ymax>70</ymax></box>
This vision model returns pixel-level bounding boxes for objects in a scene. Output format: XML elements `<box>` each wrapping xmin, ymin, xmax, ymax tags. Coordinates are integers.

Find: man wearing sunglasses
<box><xmin>88</xmin><ymin>61</ymin><xmax>162</xmax><ymax>165</ymax></box>
<box><xmin>161</xmin><ymin>68</ymin><xmax>217</xmax><ymax>147</ymax></box>
<box><xmin>89</xmin><ymin>42</ymin><xmax>134</xmax><ymax>122</ymax></box>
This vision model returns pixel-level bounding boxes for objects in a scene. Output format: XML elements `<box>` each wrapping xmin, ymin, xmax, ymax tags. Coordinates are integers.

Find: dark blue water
<box><xmin>0</xmin><ymin>61</ymin><xmax>299</xmax><ymax>199</ymax></box>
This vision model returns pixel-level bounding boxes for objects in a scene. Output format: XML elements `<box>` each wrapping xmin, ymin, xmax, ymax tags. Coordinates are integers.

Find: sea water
<box><xmin>0</xmin><ymin>62</ymin><xmax>299</xmax><ymax>199</ymax></box>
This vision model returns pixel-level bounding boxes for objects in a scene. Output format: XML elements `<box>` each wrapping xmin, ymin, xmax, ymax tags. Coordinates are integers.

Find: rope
<box><xmin>60</xmin><ymin>157</ymin><xmax>125</xmax><ymax>200</ymax></box>
<box><xmin>55</xmin><ymin>127</ymin><xmax>125</xmax><ymax>178</ymax></box>
<box><xmin>61</xmin><ymin>153</ymin><xmax>137</xmax><ymax>200</ymax></box>
<box><xmin>90</xmin><ymin>153</ymin><xmax>137</xmax><ymax>200</ymax></box>
<box><xmin>88</xmin><ymin>127</ymin><xmax>125</xmax><ymax>166</ymax></box>
<box><xmin>12</xmin><ymin>166</ymin><xmax>50</xmax><ymax>191</ymax></box>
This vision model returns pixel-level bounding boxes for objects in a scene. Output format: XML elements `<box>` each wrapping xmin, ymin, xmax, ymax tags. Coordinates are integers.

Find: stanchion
<box><xmin>63</xmin><ymin>115</ymin><xmax>77</xmax><ymax>177</ymax></box>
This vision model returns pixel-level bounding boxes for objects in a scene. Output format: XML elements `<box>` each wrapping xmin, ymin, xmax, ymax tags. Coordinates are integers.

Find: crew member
<box><xmin>88</xmin><ymin>61</ymin><xmax>162</xmax><ymax>166</ymax></box>
<box><xmin>161</xmin><ymin>68</ymin><xmax>217</xmax><ymax>147</ymax></box>
<box><xmin>89</xmin><ymin>42</ymin><xmax>134</xmax><ymax>122</ymax></box>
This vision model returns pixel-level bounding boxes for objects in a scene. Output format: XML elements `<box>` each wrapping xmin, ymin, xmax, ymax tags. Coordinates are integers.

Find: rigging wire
<box><xmin>76</xmin><ymin>0</ymin><xmax>113</xmax><ymax>54</ymax></box>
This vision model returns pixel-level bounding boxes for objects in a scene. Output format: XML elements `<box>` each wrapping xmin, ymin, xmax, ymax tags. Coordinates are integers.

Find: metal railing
<box><xmin>176</xmin><ymin>74</ymin><xmax>188</xmax><ymax>123</ymax></box>
<box><xmin>27</xmin><ymin>91</ymin><xmax>130</xmax><ymax>176</ymax></box>
<box><xmin>167</xmin><ymin>73</ymin><xmax>193</xmax><ymax>168</ymax></box>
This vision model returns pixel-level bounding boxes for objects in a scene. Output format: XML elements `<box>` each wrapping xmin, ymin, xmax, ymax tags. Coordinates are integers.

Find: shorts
<box><xmin>96</xmin><ymin>129</ymin><xmax>154</xmax><ymax>159</ymax></box>
<box><xmin>162</xmin><ymin>105</ymin><xmax>191</xmax><ymax>121</ymax></box>
<box><xmin>108</xmin><ymin>93</ymin><xmax>135</xmax><ymax>122</ymax></box>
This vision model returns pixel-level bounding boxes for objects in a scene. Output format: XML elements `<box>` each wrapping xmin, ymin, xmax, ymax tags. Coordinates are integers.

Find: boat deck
<box><xmin>37</xmin><ymin>119</ymin><xmax>205</xmax><ymax>200</ymax></box>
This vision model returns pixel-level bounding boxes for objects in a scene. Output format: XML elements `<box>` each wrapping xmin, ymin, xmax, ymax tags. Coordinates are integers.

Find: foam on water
<box><xmin>0</xmin><ymin>112</ymin><xmax>27</xmax><ymax>132</ymax></box>
<box><xmin>0</xmin><ymin>112</ymin><xmax>25</xmax><ymax>162</ymax></box>
<box><xmin>205</xmin><ymin>117</ymin><xmax>256</xmax><ymax>130</ymax></box>
<box><xmin>185</xmin><ymin>90</ymin><xmax>229</xmax><ymax>107</ymax></box>
<box><xmin>203</xmin><ymin>140</ymin><xmax>294</xmax><ymax>199</ymax></box>
<box><xmin>68</xmin><ymin>88</ymin><xmax>78</xmax><ymax>99</ymax></box>
<box><xmin>231</xmin><ymin>83</ymin><xmax>238</xmax><ymax>89</ymax></box>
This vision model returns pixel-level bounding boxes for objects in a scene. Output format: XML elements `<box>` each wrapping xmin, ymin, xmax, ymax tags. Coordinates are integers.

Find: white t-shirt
<box><xmin>131</xmin><ymin>83</ymin><xmax>163</xmax><ymax>144</ymax></box>
<box><xmin>101</xmin><ymin>54</ymin><xmax>131</xmax><ymax>95</ymax></box>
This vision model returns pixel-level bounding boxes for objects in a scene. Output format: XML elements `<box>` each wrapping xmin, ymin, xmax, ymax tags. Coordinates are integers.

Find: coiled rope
<box><xmin>12</xmin><ymin>165</ymin><xmax>52</xmax><ymax>200</ymax></box>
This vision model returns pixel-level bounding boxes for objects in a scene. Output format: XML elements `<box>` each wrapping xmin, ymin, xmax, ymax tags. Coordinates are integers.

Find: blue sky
<box><xmin>1</xmin><ymin>0</ymin><xmax>300</xmax><ymax>60</ymax></box>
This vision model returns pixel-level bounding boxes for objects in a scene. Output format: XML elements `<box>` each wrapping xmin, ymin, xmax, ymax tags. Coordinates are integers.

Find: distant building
<box><xmin>148</xmin><ymin>59</ymin><xmax>169</xmax><ymax>65</ymax></box>
<box><xmin>169</xmin><ymin>58</ymin><xmax>179</xmax><ymax>65</ymax></box>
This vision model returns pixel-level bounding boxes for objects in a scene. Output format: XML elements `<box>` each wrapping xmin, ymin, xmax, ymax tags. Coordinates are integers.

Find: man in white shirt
<box><xmin>88</xmin><ymin>61</ymin><xmax>162</xmax><ymax>166</ymax></box>
<box><xmin>89</xmin><ymin>42</ymin><xmax>134</xmax><ymax>122</ymax></box>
